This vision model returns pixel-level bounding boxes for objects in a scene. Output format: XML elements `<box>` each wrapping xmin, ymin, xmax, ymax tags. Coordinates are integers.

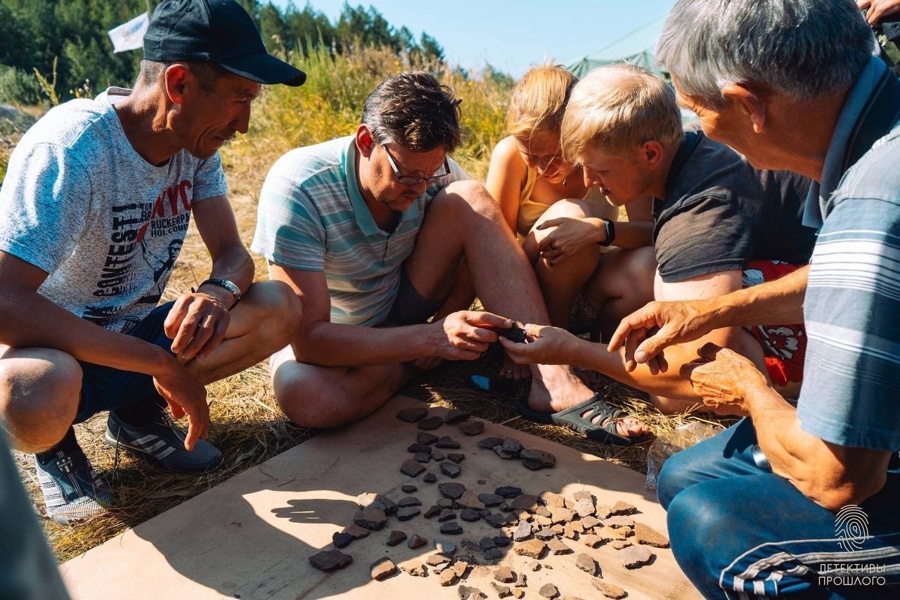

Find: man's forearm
<box><xmin>0</xmin><ymin>291</ymin><xmax>178</xmax><ymax>378</ymax></box>
<box><xmin>294</xmin><ymin>321</ymin><xmax>434</xmax><ymax>367</ymax></box>
<box><xmin>743</xmin><ymin>376</ymin><xmax>889</xmax><ymax>511</ymax></box>
<box><xmin>715</xmin><ymin>265</ymin><xmax>808</xmax><ymax>327</ymax></box>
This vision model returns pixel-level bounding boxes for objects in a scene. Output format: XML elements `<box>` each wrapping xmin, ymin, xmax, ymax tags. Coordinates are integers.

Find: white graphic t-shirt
<box><xmin>0</xmin><ymin>87</ymin><xmax>227</xmax><ymax>332</ymax></box>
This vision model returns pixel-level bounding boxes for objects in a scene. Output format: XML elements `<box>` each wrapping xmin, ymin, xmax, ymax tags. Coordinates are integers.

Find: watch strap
<box><xmin>598</xmin><ymin>219</ymin><xmax>616</xmax><ymax>247</ymax></box>
<box><xmin>198</xmin><ymin>278</ymin><xmax>242</xmax><ymax>309</ymax></box>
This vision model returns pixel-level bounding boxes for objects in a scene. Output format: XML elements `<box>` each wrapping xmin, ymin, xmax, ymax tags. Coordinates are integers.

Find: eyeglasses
<box><xmin>382</xmin><ymin>144</ymin><xmax>451</xmax><ymax>186</ymax></box>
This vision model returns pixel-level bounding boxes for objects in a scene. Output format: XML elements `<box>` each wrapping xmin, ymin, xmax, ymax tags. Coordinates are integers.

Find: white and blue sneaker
<box><xmin>105</xmin><ymin>410</ymin><xmax>222</xmax><ymax>474</ymax></box>
<box><xmin>35</xmin><ymin>445</ymin><xmax>112</xmax><ymax>525</ymax></box>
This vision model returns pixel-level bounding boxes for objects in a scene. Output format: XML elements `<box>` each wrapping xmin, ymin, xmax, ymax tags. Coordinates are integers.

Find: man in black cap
<box><xmin>0</xmin><ymin>0</ymin><xmax>304</xmax><ymax>525</ymax></box>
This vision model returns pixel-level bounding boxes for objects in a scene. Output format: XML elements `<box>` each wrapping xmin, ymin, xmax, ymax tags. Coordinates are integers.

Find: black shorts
<box><xmin>74</xmin><ymin>302</ymin><xmax>176</xmax><ymax>423</ymax></box>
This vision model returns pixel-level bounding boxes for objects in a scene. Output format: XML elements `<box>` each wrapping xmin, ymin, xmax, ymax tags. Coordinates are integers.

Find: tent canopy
<box><xmin>566</xmin><ymin>14</ymin><xmax>668</xmax><ymax>79</ymax></box>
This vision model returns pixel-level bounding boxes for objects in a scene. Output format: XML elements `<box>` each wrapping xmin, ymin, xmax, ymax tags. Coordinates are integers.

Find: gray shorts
<box><xmin>378</xmin><ymin>269</ymin><xmax>442</xmax><ymax>328</ymax></box>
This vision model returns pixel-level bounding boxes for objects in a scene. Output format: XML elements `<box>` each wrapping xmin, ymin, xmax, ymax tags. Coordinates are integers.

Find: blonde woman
<box><xmin>486</xmin><ymin>64</ymin><xmax>656</xmax><ymax>345</ymax></box>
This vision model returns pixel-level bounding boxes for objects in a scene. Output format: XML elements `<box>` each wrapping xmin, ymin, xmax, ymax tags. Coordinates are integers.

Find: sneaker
<box><xmin>105</xmin><ymin>410</ymin><xmax>222</xmax><ymax>474</ymax></box>
<box><xmin>34</xmin><ymin>447</ymin><xmax>112</xmax><ymax>526</ymax></box>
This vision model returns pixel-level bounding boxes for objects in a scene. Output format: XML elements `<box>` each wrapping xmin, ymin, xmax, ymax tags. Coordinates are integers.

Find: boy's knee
<box><xmin>657</xmin><ymin>448</ymin><xmax>700</xmax><ymax>509</ymax></box>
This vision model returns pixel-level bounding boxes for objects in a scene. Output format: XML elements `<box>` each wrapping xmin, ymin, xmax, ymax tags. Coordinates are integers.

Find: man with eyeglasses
<box><xmin>252</xmin><ymin>72</ymin><xmax>646</xmax><ymax>439</ymax></box>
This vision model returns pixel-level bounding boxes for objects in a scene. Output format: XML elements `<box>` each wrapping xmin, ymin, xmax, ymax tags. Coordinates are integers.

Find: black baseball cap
<box><xmin>143</xmin><ymin>0</ymin><xmax>306</xmax><ymax>86</ymax></box>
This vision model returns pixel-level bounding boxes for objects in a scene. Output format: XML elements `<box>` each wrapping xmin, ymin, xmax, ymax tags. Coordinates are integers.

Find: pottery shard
<box><xmin>439</xmin><ymin>482</ymin><xmax>467</xmax><ymax>500</ymax></box>
<box><xmin>417</xmin><ymin>432</ymin><xmax>440</xmax><ymax>445</ymax></box>
<box><xmin>370</xmin><ymin>557</ymin><xmax>398</xmax><ymax>581</ymax></box>
<box><xmin>401</xmin><ymin>459</ymin><xmax>426</xmax><ymax>477</ymax></box>
<box><xmin>401</xmin><ymin>560</ymin><xmax>428</xmax><ymax>577</ymax></box>
<box><xmin>353</xmin><ymin>508</ymin><xmax>387</xmax><ymax>531</ymax></box>
<box><xmin>441</xmin><ymin>520</ymin><xmax>463</xmax><ymax>535</ymax></box>
<box><xmin>478</xmin><ymin>493</ymin><xmax>503</xmax><ymax>507</ymax></box>
<box><xmin>575</xmin><ymin>552</ymin><xmax>598</xmax><ymax>576</ymax></box>
<box><xmin>539</xmin><ymin>583</ymin><xmax>560</xmax><ymax>598</ymax></box>
<box><xmin>548</xmin><ymin>538</ymin><xmax>572</xmax><ymax>555</ymax></box>
<box><xmin>331</xmin><ymin>531</ymin><xmax>353</xmax><ymax>548</ymax></box>
<box><xmin>618</xmin><ymin>545</ymin><xmax>654</xmax><ymax>569</ymax></box>
<box><xmin>418</xmin><ymin>415</ymin><xmax>444</xmax><ymax>430</ymax></box>
<box><xmin>424</xmin><ymin>505</ymin><xmax>443</xmax><ymax>519</ymax></box>
<box><xmin>610</xmin><ymin>540</ymin><xmax>632</xmax><ymax>550</ymax></box>
<box><xmin>581</xmin><ymin>516</ymin><xmax>601</xmax><ymax>529</ymax></box>
<box><xmin>514</xmin><ymin>539</ymin><xmax>547</xmax><ymax>559</ymax></box>
<box><xmin>478</xmin><ymin>436</ymin><xmax>504</xmax><ymax>449</ymax></box>
<box><xmin>458</xmin><ymin>585</ymin><xmax>486</xmax><ymax>600</ymax></box>
<box><xmin>407</xmin><ymin>534</ymin><xmax>428</xmax><ymax>549</ymax></box>
<box><xmin>610</xmin><ymin>501</ymin><xmax>637</xmax><ymax>516</ymax></box>
<box><xmin>541</xmin><ymin>491</ymin><xmax>567</xmax><ymax>507</ymax></box>
<box><xmin>436</xmin><ymin>436</ymin><xmax>462</xmax><ymax>449</ymax></box>
<box><xmin>460</xmin><ymin>509</ymin><xmax>481</xmax><ymax>522</ymax></box>
<box><xmin>520</xmin><ymin>449</ymin><xmax>556</xmax><ymax>468</ymax></box>
<box><xmin>408</xmin><ymin>442</ymin><xmax>433</xmax><ymax>454</ymax></box>
<box><xmin>634</xmin><ymin>522</ymin><xmax>670</xmax><ymax>548</ymax></box>
<box><xmin>573</xmin><ymin>497</ymin><xmax>596</xmax><ymax>518</ymax></box>
<box><xmin>414</xmin><ymin>453</ymin><xmax>431</xmax><ymax>463</ymax></box>
<box><xmin>484</xmin><ymin>547</ymin><xmax>504</xmax><ymax>561</ymax></box>
<box><xmin>494</xmin><ymin>437</ymin><xmax>523</xmax><ymax>459</ymax></box>
<box><xmin>440</xmin><ymin>461</ymin><xmax>463</xmax><ymax>478</ymax></box>
<box><xmin>443</xmin><ymin>408</ymin><xmax>469</xmax><ymax>423</ymax></box>
<box><xmin>591</xmin><ymin>579</ymin><xmax>627</xmax><ymax>599</ymax></box>
<box><xmin>423</xmin><ymin>472</ymin><xmax>438</xmax><ymax>483</ymax></box>
<box><xmin>513</xmin><ymin>590</ymin><xmax>525</xmax><ymax>599</ymax></box>
<box><xmin>509</xmin><ymin>494</ymin><xmax>540</xmax><ymax>512</ymax></box>
<box><xmin>387</xmin><ymin>530</ymin><xmax>408</xmax><ymax>546</ymax></box>
<box><xmin>484</xmin><ymin>513</ymin><xmax>508</xmax><ymax>528</ymax></box>
<box><xmin>564</xmin><ymin>521</ymin><xmax>583</xmax><ymax>539</ymax></box>
<box><xmin>460</xmin><ymin>420</ymin><xmax>485</xmax><ymax>436</ymax></box>
<box><xmin>595</xmin><ymin>505</ymin><xmax>613</xmax><ymax>519</ymax></box>
<box><xmin>513</xmin><ymin>521</ymin><xmax>532</xmax><ymax>542</ymax></box>
<box><xmin>439</xmin><ymin>509</ymin><xmax>458</xmax><ymax>522</ymax></box>
<box><xmin>309</xmin><ymin>549</ymin><xmax>353</xmax><ymax>571</ymax></box>
<box><xmin>397</xmin><ymin>506</ymin><xmax>421</xmax><ymax>521</ymax></box>
<box><xmin>595</xmin><ymin>526</ymin><xmax>629</xmax><ymax>542</ymax></box>
<box><xmin>397</xmin><ymin>406</ymin><xmax>428</xmax><ymax>422</ymax></box>
<box><xmin>456</xmin><ymin>490</ymin><xmax>486</xmax><ymax>511</ymax></box>
<box><xmin>453</xmin><ymin>560</ymin><xmax>470</xmax><ymax>578</ymax></box>
<box><xmin>402</xmin><ymin>484</ymin><xmax>418</xmax><ymax>493</ymax></box>
<box><xmin>604</xmin><ymin>516</ymin><xmax>634</xmax><ymax>529</ymax></box>
<box><xmin>494</xmin><ymin>566</ymin><xmax>517</xmax><ymax>583</ymax></box>
<box><xmin>427</xmin><ymin>554</ymin><xmax>452</xmax><ymax>567</ymax></box>
<box><xmin>448</xmin><ymin>452</ymin><xmax>466</xmax><ymax>463</ymax></box>
<box><xmin>491</xmin><ymin>582</ymin><xmax>513</xmax><ymax>598</ymax></box>
<box><xmin>439</xmin><ymin>568</ymin><xmax>458</xmax><ymax>586</ymax></box>
<box><xmin>548</xmin><ymin>506</ymin><xmax>574</xmax><ymax>525</ymax></box>
<box><xmin>344</xmin><ymin>524</ymin><xmax>371</xmax><ymax>539</ymax></box>
<box><xmin>495</xmin><ymin>485</ymin><xmax>522</xmax><ymax>498</ymax></box>
<box><xmin>580</xmin><ymin>534</ymin><xmax>603</xmax><ymax>549</ymax></box>
<box><xmin>535</xmin><ymin>528</ymin><xmax>557</xmax><ymax>541</ymax></box>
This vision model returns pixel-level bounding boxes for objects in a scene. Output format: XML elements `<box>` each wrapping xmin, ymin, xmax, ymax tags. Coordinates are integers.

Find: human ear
<box><xmin>640</xmin><ymin>140</ymin><xmax>665</xmax><ymax>168</ymax></box>
<box><xmin>164</xmin><ymin>64</ymin><xmax>192</xmax><ymax>106</ymax></box>
<box><xmin>355</xmin><ymin>125</ymin><xmax>375</xmax><ymax>158</ymax></box>
<box><xmin>722</xmin><ymin>83</ymin><xmax>766</xmax><ymax>133</ymax></box>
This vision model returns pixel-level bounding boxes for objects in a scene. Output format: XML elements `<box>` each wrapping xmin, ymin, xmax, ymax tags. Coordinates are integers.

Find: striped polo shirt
<box><xmin>797</xmin><ymin>57</ymin><xmax>900</xmax><ymax>451</ymax></box>
<box><xmin>251</xmin><ymin>136</ymin><xmax>466</xmax><ymax>326</ymax></box>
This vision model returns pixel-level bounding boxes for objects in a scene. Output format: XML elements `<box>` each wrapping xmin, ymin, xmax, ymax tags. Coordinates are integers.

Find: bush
<box><xmin>222</xmin><ymin>43</ymin><xmax>514</xmax><ymax>196</ymax></box>
<box><xmin>0</xmin><ymin>66</ymin><xmax>45</xmax><ymax>106</ymax></box>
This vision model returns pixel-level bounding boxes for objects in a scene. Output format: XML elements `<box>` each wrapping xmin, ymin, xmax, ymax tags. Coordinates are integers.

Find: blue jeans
<box><xmin>658</xmin><ymin>418</ymin><xmax>900</xmax><ymax>599</ymax></box>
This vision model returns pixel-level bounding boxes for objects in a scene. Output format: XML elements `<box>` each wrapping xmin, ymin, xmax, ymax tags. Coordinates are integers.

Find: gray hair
<box><xmin>656</xmin><ymin>0</ymin><xmax>874</xmax><ymax>109</ymax></box>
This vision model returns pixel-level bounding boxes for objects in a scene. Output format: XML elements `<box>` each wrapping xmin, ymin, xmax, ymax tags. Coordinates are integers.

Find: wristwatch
<box><xmin>597</xmin><ymin>219</ymin><xmax>616</xmax><ymax>247</ymax></box>
<box><xmin>198</xmin><ymin>278</ymin><xmax>242</xmax><ymax>309</ymax></box>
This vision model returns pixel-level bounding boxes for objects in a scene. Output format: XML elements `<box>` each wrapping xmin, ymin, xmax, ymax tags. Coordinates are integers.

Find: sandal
<box><xmin>516</xmin><ymin>393</ymin><xmax>644</xmax><ymax>446</ymax></box>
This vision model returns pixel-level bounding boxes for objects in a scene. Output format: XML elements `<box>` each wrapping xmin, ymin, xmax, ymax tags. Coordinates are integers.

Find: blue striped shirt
<box><xmin>797</xmin><ymin>58</ymin><xmax>900</xmax><ymax>451</ymax></box>
<box><xmin>251</xmin><ymin>136</ymin><xmax>466</xmax><ymax>326</ymax></box>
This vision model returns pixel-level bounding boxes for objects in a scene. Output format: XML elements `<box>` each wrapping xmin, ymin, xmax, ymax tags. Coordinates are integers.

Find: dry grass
<box><xmin>10</xmin><ymin>46</ymin><xmax>731</xmax><ymax>563</ymax></box>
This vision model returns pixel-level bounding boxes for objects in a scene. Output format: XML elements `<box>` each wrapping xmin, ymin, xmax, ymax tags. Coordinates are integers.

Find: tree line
<box><xmin>0</xmin><ymin>0</ymin><xmax>448</xmax><ymax>105</ymax></box>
